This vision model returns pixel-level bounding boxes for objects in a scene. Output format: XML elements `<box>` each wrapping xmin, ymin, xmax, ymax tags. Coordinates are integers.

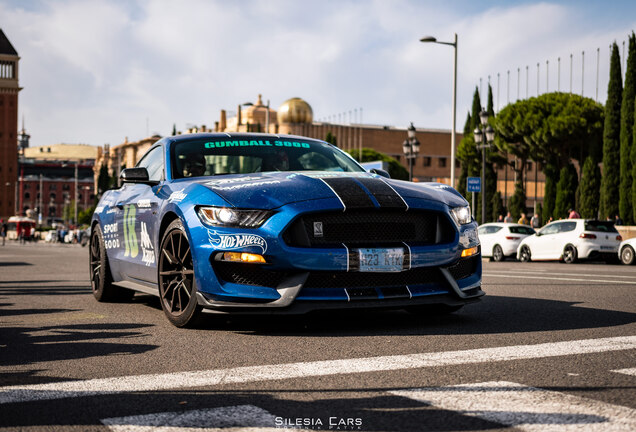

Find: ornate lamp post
<box><xmin>402</xmin><ymin>123</ymin><xmax>420</xmax><ymax>181</ymax></box>
<box><xmin>473</xmin><ymin>109</ymin><xmax>495</xmax><ymax>223</ymax></box>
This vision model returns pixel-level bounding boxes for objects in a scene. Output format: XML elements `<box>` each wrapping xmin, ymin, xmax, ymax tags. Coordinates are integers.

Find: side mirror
<box><xmin>369</xmin><ymin>168</ymin><xmax>390</xmax><ymax>178</ymax></box>
<box><xmin>120</xmin><ymin>167</ymin><xmax>151</xmax><ymax>184</ymax></box>
<box><xmin>535</xmin><ymin>232</ymin><xmax>542</xmax><ymax>237</ymax></box>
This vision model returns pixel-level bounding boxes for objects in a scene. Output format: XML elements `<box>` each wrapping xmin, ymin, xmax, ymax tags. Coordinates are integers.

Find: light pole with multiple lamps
<box><xmin>420</xmin><ymin>33</ymin><xmax>457</xmax><ymax>188</ymax></box>
<box><xmin>473</xmin><ymin>109</ymin><xmax>495</xmax><ymax>224</ymax></box>
<box><xmin>402</xmin><ymin>123</ymin><xmax>420</xmax><ymax>181</ymax></box>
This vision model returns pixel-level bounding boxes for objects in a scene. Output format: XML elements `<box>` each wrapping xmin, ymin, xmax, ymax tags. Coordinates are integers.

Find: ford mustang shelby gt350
<box><xmin>90</xmin><ymin>133</ymin><xmax>483</xmax><ymax>326</ymax></box>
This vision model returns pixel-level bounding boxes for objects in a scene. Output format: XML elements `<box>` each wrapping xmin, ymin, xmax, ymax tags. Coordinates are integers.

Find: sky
<box><xmin>1</xmin><ymin>0</ymin><xmax>636</xmax><ymax>149</ymax></box>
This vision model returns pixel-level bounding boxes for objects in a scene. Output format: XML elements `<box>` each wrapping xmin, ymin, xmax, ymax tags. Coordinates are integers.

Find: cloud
<box><xmin>0</xmin><ymin>0</ymin><xmax>635</xmax><ymax>148</ymax></box>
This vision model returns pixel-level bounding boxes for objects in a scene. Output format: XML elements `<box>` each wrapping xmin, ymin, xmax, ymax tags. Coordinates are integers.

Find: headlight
<box><xmin>197</xmin><ymin>207</ymin><xmax>273</xmax><ymax>228</ymax></box>
<box><xmin>450</xmin><ymin>206</ymin><xmax>472</xmax><ymax>225</ymax></box>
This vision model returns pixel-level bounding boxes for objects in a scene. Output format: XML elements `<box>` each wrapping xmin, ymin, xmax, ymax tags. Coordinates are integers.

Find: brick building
<box><xmin>20</xmin><ymin>144</ymin><xmax>97</xmax><ymax>225</ymax></box>
<box><xmin>0</xmin><ymin>29</ymin><xmax>20</xmax><ymax>220</ymax></box>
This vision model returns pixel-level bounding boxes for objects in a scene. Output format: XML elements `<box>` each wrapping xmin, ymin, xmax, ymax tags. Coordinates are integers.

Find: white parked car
<box><xmin>517</xmin><ymin>219</ymin><xmax>621</xmax><ymax>264</ymax></box>
<box><xmin>478</xmin><ymin>223</ymin><xmax>536</xmax><ymax>261</ymax></box>
<box><xmin>618</xmin><ymin>237</ymin><xmax>636</xmax><ymax>265</ymax></box>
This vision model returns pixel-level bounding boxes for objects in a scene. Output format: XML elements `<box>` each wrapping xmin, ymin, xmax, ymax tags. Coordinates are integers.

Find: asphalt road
<box><xmin>1</xmin><ymin>242</ymin><xmax>635</xmax><ymax>431</ymax></box>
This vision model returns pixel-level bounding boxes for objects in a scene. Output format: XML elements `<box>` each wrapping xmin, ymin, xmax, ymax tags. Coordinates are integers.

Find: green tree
<box><xmin>346</xmin><ymin>148</ymin><xmax>409</xmax><ymax>180</ymax></box>
<box><xmin>491</xmin><ymin>190</ymin><xmax>504</xmax><ymax>222</ymax></box>
<box><xmin>601</xmin><ymin>42</ymin><xmax>623</xmax><ymax>219</ymax></box>
<box><xmin>621</xmin><ymin>33</ymin><xmax>636</xmax><ymax>223</ymax></box>
<box><xmin>97</xmin><ymin>164</ymin><xmax>111</xmax><ymax>195</ymax></box>
<box><xmin>456</xmin><ymin>112</ymin><xmax>471</xmax><ymax>198</ymax></box>
<box><xmin>325</xmin><ymin>131</ymin><xmax>337</xmax><ymax>146</ymax></box>
<box><xmin>172</xmin><ymin>123</ymin><xmax>177</xmax><ymax>136</ymax></box>
<box><xmin>78</xmin><ymin>206</ymin><xmax>95</xmax><ymax>225</ymax></box>
<box><xmin>554</xmin><ymin>164</ymin><xmax>579</xmax><ymax>220</ymax></box>
<box><xmin>578</xmin><ymin>156</ymin><xmax>601</xmax><ymax>218</ymax></box>
<box><xmin>543</xmin><ymin>164</ymin><xmax>558</xmax><ymax>221</ymax></box>
<box><xmin>477</xmin><ymin>84</ymin><xmax>498</xmax><ymax>223</ymax></box>
<box><xmin>507</xmin><ymin>179</ymin><xmax>526</xmax><ymax>220</ymax></box>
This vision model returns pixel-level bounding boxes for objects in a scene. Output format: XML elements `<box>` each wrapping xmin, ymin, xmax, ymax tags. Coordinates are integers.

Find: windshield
<box><xmin>171</xmin><ymin>137</ymin><xmax>365</xmax><ymax>179</ymax></box>
<box><xmin>584</xmin><ymin>221</ymin><xmax>618</xmax><ymax>233</ymax></box>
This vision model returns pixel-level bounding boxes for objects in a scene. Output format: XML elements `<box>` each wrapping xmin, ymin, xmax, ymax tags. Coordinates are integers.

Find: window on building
<box><xmin>24</xmin><ymin>183</ymin><xmax>30</xmax><ymax>189</ymax></box>
<box><xmin>48</xmin><ymin>206</ymin><xmax>56</xmax><ymax>217</ymax></box>
<box><xmin>49</xmin><ymin>184</ymin><xmax>57</xmax><ymax>191</ymax></box>
<box><xmin>49</xmin><ymin>193</ymin><xmax>56</xmax><ymax>201</ymax></box>
<box><xmin>455</xmin><ymin>159</ymin><xmax>461</xmax><ymax>168</ymax></box>
<box><xmin>63</xmin><ymin>184</ymin><xmax>70</xmax><ymax>191</ymax></box>
<box><xmin>24</xmin><ymin>192</ymin><xmax>30</xmax><ymax>200</ymax></box>
<box><xmin>422</xmin><ymin>157</ymin><xmax>431</xmax><ymax>167</ymax></box>
<box><xmin>438</xmin><ymin>157</ymin><xmax>447</xmax><ymax>168</ymax></box>
<box><xmin>526</xmin><ymin>161</ymin><xmax>533</xmax><ymax>170</ymax></box>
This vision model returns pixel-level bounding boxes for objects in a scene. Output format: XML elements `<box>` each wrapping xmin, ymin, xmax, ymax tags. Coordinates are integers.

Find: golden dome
<box><xmin>278</xmin><ymin>97</ymin><xmax>313</xmax><ymax>124</ymax></box>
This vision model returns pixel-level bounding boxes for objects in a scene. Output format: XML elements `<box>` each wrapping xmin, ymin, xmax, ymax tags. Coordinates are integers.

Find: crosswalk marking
<box><xmin>482</xmin><ymin>273</ymin><xmax>636</xmax><ymax>285</ymax></box>
<box><xmin>0</xmin><ymin>335</ymin><xmax>634</xmax><ymax>405</ymax></box>
<box><xmin>102</xmin><ymin>405</ymin><xmax>283</xmax><ymax>432</ymax></box>
<box><xmin>390</xmin><ymin>381</ymin><xmax>636</xmax><ymax>431</ymax></box>
<box><xmin>611</xmin><ymin>368</ymin><xmax>636</xmax><ymax>376</ymax></box>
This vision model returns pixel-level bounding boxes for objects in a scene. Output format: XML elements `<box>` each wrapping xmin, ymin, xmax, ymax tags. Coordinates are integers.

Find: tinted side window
<box><xmin>559</xmin><ymin>221</ymin><xmax>577</xmax><ymax>233</ymax></box>
<box><xmin>137</xmin><ymin>146</ymin><xmax>164</xmax><ymax>181</ymax></box>
<box><xmin>510</xmin><ymin>226</ymin><xmax>535</xmax><ymax>235</ymax></box>
<box><xmin>584</xmin><ymin>221</ymin><xmax>618</xmax><ymax>233</ymax></box>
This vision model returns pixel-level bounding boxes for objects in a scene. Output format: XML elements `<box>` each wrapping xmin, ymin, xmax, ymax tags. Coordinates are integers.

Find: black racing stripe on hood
<box><xmin>321</xmin><ymin>177</ymin><xmax>375</xmax><ymax>209</ymax></box>
<box><xmin>356</xmin><ymin>177</ymin><xmax>408</xmax><ymax>209</ymax></box>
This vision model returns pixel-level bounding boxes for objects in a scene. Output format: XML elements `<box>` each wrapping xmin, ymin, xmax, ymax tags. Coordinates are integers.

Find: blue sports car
<box><xmin>90</xmin><ymin>133</ymin><xmax>482</xmax><ymax>327</ymax></box>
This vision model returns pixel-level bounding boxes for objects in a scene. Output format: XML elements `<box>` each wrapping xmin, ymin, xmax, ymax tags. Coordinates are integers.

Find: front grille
<box><xmin>446</xmin><ymin>255</ymin><xmax>479</xmax><ymax>280</ymax></box>
<box><xmin>213</xmin><ymin>262</ymin><xmax>288</xmax><ymax>288</ymax></box>
<box><xmin>303</xmin><ymin>266</ymin><xmax>446</xmax><ymax>289</ymax></box>
<box><xmin>283</xmin><ymin>209</ymin><xmax>455</xmax><ymax>247</ymax></box>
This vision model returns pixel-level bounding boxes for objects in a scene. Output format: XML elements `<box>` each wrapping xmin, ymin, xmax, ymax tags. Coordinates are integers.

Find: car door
<box><xmin>532</xmin><ymin>222</ymin><xmax>561</xmax><ymax>259</ymax></box>
<box><xmin>478</xmin><ymin>225</ymin><xmax>495</xmax><ymax>256</ymax></box>
<box><xmin>114</xmin><ymin>145</ymin><xmax>165</xmax><ymax>284</ymax></box>
<box><xmin>551</xmin><ymin>221</ymin><xmax>577</xmax><ymax>259</ymax></box>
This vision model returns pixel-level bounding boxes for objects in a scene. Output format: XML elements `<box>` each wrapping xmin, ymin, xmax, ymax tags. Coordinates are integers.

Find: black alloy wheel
<box><xmin>158</xmin><ymin>219</ymin><xmax>202</xmax><ymax>327</ymax></box>
<box><xmin>563</xmin><ymin>244</ymin><xmax>577</xmax><ymax>264</ymax></box>
<box><xmin>621</xmin><ymin>245</ymin><xmax>635</xmax><ymax>265</ymax></box>
<box><xmin>90</xmin><ymin>224</ymin><xmax>133</xmax><ymax>302</ymax></box>
<box><xmin>492</xmin><ymin>245</ymin><xmax>505</xmax><ymax>262</ymax></box>
<box><xmin>519</xmin><ymin>245</ymin><xmax>532</xmax><ymax>262</ymax></box>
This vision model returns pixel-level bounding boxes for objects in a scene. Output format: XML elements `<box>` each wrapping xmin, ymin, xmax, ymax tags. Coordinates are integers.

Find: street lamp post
<box><xmin>473</xmin><ymin>109</ymin><xmax>495</xmax><ymax>224</ymax></box>
<box><xmin>420</xmin><ymin>33</ymin><xmax>457</xmax><ymax>188</ymax></box>
<box><xmin>402</xmin><ymin>123</ymin><xmax>420</xmax><ymax>181</ymax></box>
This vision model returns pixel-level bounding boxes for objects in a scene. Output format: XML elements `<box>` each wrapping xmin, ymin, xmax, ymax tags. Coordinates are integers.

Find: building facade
<box><xmin>0</xmin><ymin>29</ymin><xmax>20</xmax><ymax>220</ymax></box>
<box><xmin>20</xmin><ymin>144</ymin><xmax>97</xmax><ymax>225</ymax></box>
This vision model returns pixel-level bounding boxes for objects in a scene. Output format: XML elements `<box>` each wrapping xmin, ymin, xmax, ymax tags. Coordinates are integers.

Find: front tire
<box><xmin>492</xmin><ymin>245</ymin><xmax>505</xmax><ymax>262</ymax></box>
<box><xmin>563</xmin><ymin>244</ymin><xmax>577</xmax><ymax>264</ymax></box>
<box><xmin>158</xmin><ymin>219</ymin><xmax>203</xmax><ymax>327</ymax></box>
<box><xmin>519</xmin><ymin>245</ymin><xmax>532</xmax><ymax>262</ymax></box>
<box><xmin>90</xmin><ymin>225</ymin><xmax>134</xmax><ymax>302</ymax></box>
<box><xmin>621</xmin><ymin>245</ymin><xmax>635</xmax><ymax>265</ymax></box>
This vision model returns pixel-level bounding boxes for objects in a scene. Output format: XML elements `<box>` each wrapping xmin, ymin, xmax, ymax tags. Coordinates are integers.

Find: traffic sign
<box><xmin>467</xmin><ymin>177</ymin><xmax>481</xmax><ymax>193</ymax></box>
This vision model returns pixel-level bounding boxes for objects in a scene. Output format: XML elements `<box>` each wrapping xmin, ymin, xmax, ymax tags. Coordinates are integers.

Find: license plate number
<box><xmin>601</xmin><ymin>246</ymin><xmax>616</xmax><ymax>251</ymax></box>
<box><xmin>357</xmin><ymin>248</ymin><xmax>404</xmax><ymax>272</ymax></box>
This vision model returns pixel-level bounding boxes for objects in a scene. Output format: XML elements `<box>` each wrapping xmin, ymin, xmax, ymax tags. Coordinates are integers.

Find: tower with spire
<box><xmin>0</xmin><ymin>28</ymin><xmax>20</xmax><ymax>218</ymax></box>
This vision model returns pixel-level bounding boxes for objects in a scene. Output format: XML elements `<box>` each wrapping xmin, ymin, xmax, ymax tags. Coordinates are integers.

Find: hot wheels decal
<box><xmin>168</xmin><ymin>188</ymin><xmax>187</xmax><ymax>203</ymax></box>
<box><xmin>208</xmin><ymin>230</ymin><xmax>267</xmax><ymax>253</ymax></box>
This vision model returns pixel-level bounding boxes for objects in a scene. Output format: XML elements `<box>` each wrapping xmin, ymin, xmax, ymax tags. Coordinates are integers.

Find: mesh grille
<box><xmin>283</xmin><ymin>210</ymin><xmax>454</xmax><ymax>247</ymax></box>
<box><xmin>446</xmin><ymin>256</ymin><xmax>479</xmax><ymax>280</ymax></box>
<box><xmin>303</xmin><ymin>266</ymin><xmax>445</xmax><ymax>289</ymax></box>
<box><xmin>213</xmin><ymin>262</ymin><xmax>288</xmax><ymax>288</ymax></box>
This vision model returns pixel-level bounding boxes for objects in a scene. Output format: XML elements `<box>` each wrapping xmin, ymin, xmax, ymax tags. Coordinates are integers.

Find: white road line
<box><xmin>611</xmin><ymin>368</ymin><xmax>636</xmax><ymax>377</ymax></box>
<box><xmin>484</xmin><ymin>270</ymin><xmax>636</xmax><ymax>280</ymax></box>
<box><xmin>390</xmin><ymin>381</ymin><xmax>636</xmax><ymax>431</ymax></box>
<box><xmin>102</xmin><ymin>405</ymin><xmax>283</xmax><ymax>432</ymax></box>
<box><xmin>482</xmin><ymin>273</ymin><xmax>636</xmax><ymax>285</ymax></box>
<box><xmin>1</xmin><ymin>336</ymin><xmax>635</xmax><ymax>405</ymax></box>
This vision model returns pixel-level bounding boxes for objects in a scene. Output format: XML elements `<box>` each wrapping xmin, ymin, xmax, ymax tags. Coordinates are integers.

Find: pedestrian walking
<box><xmin>517</xmin><ymin>212</ymin><xmax>529</xmax><ymax>225</ymax></box>
<box><xmin>0</xmin><ymin>219</ymin><xmax>6</xmax><ymax>246</ymax></box>
<box><xmin>504</xmin><ymin>211</ymin><xmax>514</xmax><ymax>223</ymax></box>
<box><xmin>568</xmin><ymin>208</ymin><xmax>581</xmax><ymax>219</ymax></box>
<box><xmin>530</xmin><ymin>213</ymin><xmax>541</xmax><ymax>229</ymax></box>
<box><xmin>615</xmin><ymin>214</ymin><xmax>624</xmax><ymax>225</ymax></box>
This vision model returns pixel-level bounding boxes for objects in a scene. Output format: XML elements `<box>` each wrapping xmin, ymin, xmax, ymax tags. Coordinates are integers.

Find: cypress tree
<box><xmin>457</xmin><ymin>112</ymin><xmax>472</xmax><ymax>198</ymax></box>
<box><xmin>172</xmin><ymin>123</ymin><xmax>177</xmax><ymax>136</ymax></box>
<box><xmin>600</xmin><ymin>42</ymin><xmax>622</xmax><ymax>219</ymax></box>
<box><xmin>578</xmin><ymin>156</ymin><xmax>601</xmax><ymax>218</ymax></box>
<box><xmin>554</xmin><ymin>164</ymin><xmax>579</xmax><ymax>219</ymax></box>
<box><xmin>507</xmin><ymin>178</ymin><xmax>526</xmax><ymax>220</ymax></box>
<box><xmin>620</xmin><ymin>33</ymin><xmax>636</xmax><ymax>223</ymax></box>
<box><xmin>542</xmin><ymin>161</ymin><xmax>558</xmax><ymax>222</ymax></box>
<box><xmin>491</xmin><ymin>190</ymin><xmax>504</xmax><ymax>221</ymax></box>
<box><xmin>97</xmin><ymin>164</ymin><xmax>110</xmax><ymax>195</ymax></box>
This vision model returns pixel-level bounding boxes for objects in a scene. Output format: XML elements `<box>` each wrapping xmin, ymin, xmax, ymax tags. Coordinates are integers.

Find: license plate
<box><xmin>601</xmin><ymin>246</ymin><xmax>616</xmax><ymax>251</ymax></box>
<box><xmin>357</xmin><ymin>247</ymin><xmax>404</xmax><ymax>272</ymax></box>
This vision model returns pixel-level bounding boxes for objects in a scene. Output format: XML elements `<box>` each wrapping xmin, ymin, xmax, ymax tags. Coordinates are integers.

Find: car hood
<box><xmin>187</xmin><ymin>171</ymin><xmax>467</xmax><ymax>210</ymax></box>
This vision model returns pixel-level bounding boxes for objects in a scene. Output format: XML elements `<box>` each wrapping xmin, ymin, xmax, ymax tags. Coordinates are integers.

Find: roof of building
<box><xmin>23</xmin><ymin>144</ymin><xmax>98</xmax><ymax>161</ymax></box>
<box><xmin>0</xmin><ymin>29</ymin><xmax>18</xmax><ymax>56</ymax></box>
